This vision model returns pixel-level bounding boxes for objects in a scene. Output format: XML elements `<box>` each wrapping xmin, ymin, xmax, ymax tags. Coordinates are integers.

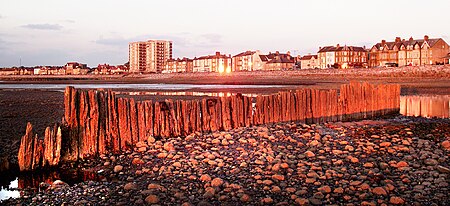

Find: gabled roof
<box><xmin>259</xmin><ymin>55</ymin><xmax>270</xmax><ymax>62</ymax></box>
<box><xmin>300</xmin><ymin>55</ymin><xmax>318</xmax><ymax>60</ymax></box>
<box><xmin>318</xmin><ymin>45</ymin><xmax>366</xmax><ymax>53</ymax></box>
<box><xmin>266</xmin><ymin>57</ymin><xmax>295</xmax><ymax>64</ymax></box>
<box><xmin>233</xmin><ymin>51</ymin><xmax>256</xmax><ymax>58</ymax></box>
<box><xmin>372</xmin><ymin>37</ymin><xmax>445</xmax><ymax>51</ymax></box>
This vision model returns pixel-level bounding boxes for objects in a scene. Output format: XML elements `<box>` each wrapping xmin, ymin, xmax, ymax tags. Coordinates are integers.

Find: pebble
<box><xmin>145</xmin><ymin>195</ymin><xmax>159</xmax><ymax>204</ymax></box>
<box><xmin>4</xmin><ymin>118</ymin><xmax>449</xmax><ymax>206</ymax></box>
<box><xmin>114</xmin><ymin>165</ymin><xmax>123</xmax><ymax>173</ymax></box>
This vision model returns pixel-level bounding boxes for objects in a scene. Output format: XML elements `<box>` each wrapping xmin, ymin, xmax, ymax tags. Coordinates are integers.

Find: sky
<box><xmin>0</xmin><ymin>0</ymin><xmax>449</xmax><ymax>67</ymax></box>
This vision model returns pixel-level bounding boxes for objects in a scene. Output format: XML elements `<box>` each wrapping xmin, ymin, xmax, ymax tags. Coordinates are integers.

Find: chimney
<box><xmin>381</xmin><ymin>40</ymin><xmax>386</xmax><ymax>45</ymax></box>
<box><xmin>395</xmin><ymin>37</ymin><xmax>401</xmax><ymax>43</ymax></box>
<box><xmin>336</xmin><ymin>44</ymin><xmax>340</xmax><ymax>48</ymax></box>
<box><xmin>276</xmin><ymin>51</ymin><xmax>280</xmax><ymax>55</ymax></box>
<box><xmin>319</xmin><ymin>47</ymin><xmax>322</xmax><ymax>50</ymax></box>
<box><xmin>424</xmin><ymin>35</ymin><xmax>429</xmax><ymax>41</ymax></box>
<box><xmin>287</xmin><ymin>51</ymin><xmax>291</xmax><ymax>56</ymax></box>
<box><xmin>409</xmin><ymin>37</ymin><xmax>413</xmax><ymax>41</ymax></box>
<box><xmin>215</xmin><ymin>51</ymin><xmax>220</xmax><ymax>56</ymax></box>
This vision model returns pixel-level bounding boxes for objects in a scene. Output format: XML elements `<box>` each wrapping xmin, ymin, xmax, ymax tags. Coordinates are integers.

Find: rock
<box><xmin>380</xmin><ymin>142</ymin><xmax>391</xmax><ymax>147</ymax></box>
<box><xmin>333</xmin><ymin>187</ymin><xmax>344</xmax><ymax>194</ymax></box>
<box><xmin>147</xmin><ymin>136</ymin><xmax>156</xmax><ymax>144</ymax></box>
<box><xmin>132</xmin><ymin>158</ymin><xmax>144</xmax><ymax>165</ymax></box>
<box><xmin>396</xmin><ymin>161</ymin><xmax>408</xmax><ymax>168</ymax></box>
<box><xmin>424</xmin><ymin>159</ymin><xmax>438</xmax><ymax>166</ymax></box>
<box><xmin>318</xmin><ymin>185</ymin><xmax>331</xmax><ymax>193</ymax></box>
<box><xmin>295</xmin><ymin>198</ymin><xmax>309</xmax><ymax>205</ymax></box>
<box><xmin>145</xmin><ymin>195</ymin><xmax>159</xmax><ymax>204</ymax></box>
<box><xmin>389</xmin><ymin>196</ymin><xmax>405</xmax><ymax>205</ymax></box>
<box><xmin>442</xmin><ymin>140</ymin><xmax>450</xmax><ymax>150</ymax></box>
<box><xmin>345</xmin><ymin>145</ymin><xmax>354</xmax><ymax>151</ymax></box>
<box><xmin>50</xmin><ymin>180</ymin><xmax>68</xmax><ymax>190</ymax></box>
<box><xmin>114</xmin><ymin>165</ymin><xmax>123</xmax><ymax>173</ymax></box>
<box><xmin>163</xmin><ymin>142</ymin><xmax>175</xmax><ymax>152</ymax></box>
<box><xmin>254</xmin><ymin>159</ymin><xmax>265</xmax><ymax>165</ymax></box>
<box><xmin>437</xmin><ymin>165</ymin><xmax>450</xmax><ymax>173</ymax></box>
<box><xmin>262</xmin><ymin>179</ymin><xmax>273</xmax><ymax>185</ymax></box>
<box><xmin>272</xmin><ymin>174</ymin><xmax>285</xmax><ymax>181</ymax></box>
<box><xmin>261</xmin><ymin>197</ymin><xmax>273</xmax><ymax>204</ymax></box>
<box><xmin>211</xmin><ymin>177</ymin><xmax>224</xmax><ymax>187</ymax></box>
<box><xmin>200</xmin><ymin>174</ymin><xmax>212</xmax><ymax>182</ymax></box>
<box><xmin>173</xmin><ymin>162</ymin><xmax>182</xmax><ymax>168</ymax></box>
<box><xmin>372</xmin><ymin>187</ymin><xmax>387</xmax><ymax>196</ymax></box>
<box><xmin>350</xmin><ymin>157</ymin><xmax>359</xmax><ymax>163</ymax></box>
<box><xmin>363</xmin><ymin>162</ymin><xmax>374</xmax><ymax>168</ymax></box>
<box><xmin>271</xmin><ymin>186</ymin><xmax>281</xmax><ymax>193</ymax></box>
<box><xmin>203</xmin><ymin>187</ymin><xmax>215</xmax><ymax>198</ymax></box>
<box><xmin>124</xmin><ymin>182</ymin><xmax>137</xmax><ymax>190</ymax></box>
<box><xmin>157</xmin><ymin>152</ymin><xmax>168</xmax><ymax>158</ymax></box>
<box><xmin>309</xmin><ymin>140</ymin><xmax>320</xmax><ymax>146</ymax></box>
<box><xmin>305</xmin><ymin>151</ymin><xmax>315</xmax><ymax>158</ymax></box>
<box><xmin>147</xmin><ymin>183</ymin><xmax>163</xmax><ymax>190</ymax></box>
<box><xmin>240</xmin><ymin>194</ymin><xmax>251</xmax><ymax>202</ymax></box>
<box><xmin>309</xmin><ymin>197</ymin><xmax>322</xmax><ymax>205</ymax></box>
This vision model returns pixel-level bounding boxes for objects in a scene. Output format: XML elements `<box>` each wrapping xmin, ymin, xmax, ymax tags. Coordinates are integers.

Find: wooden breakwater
<box><xmin>18</xmin><ymin>82</ymin><xmax>400</xmax><ymax>171</ymax></box>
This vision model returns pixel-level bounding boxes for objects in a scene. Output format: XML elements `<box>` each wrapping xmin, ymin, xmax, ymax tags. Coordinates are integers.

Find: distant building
<box><xmin>0</xmin><ymin>68</ymin><xmax>20</xmax><ymax>75</ymax></box>
<box><xmin>193</xmin><ymin>52</ymin><xmax>232</xmax><ymax>73</ymax></box>
<box><xmin>65</xmin><ymin>62</ymin><xmax>89</xmax><ymax>75</ymax></box>
<box><xmin>369</xmin><ymin>35</ymin><xmax>450</xmax><ymax>67</ymax></box>
<box><xmin>129</xmin><ymin>40</ymin><xmax>173</xmax><ymax>73</ymax></box>
<box><xmin>318</xmin><ymin>45</ymin><xmax>368</xmax><ymax>69</ymax></box>
<box><xmin>94</xmin><ymin>64</ymin><xmax>128</xmax><ymax>75</ymax></box>
<box><xmin>33</xmin><ymin>66</ymin><xmax>65</xmax><ymax>75</ymax></box>
<box><xmin>299</xmin><ymin>54</ymin><xmax>319</xmax><ymax>69</ymax></box>
<box><xmin>260</xmin><ymin>51</ymin><xmax>295</xmax><ymax>71</ymax></box>
<box><xmin>232</xmin><ymin>51</ymin><xmax>266</xmax><ymax>71</ymax></box>
<box><xmin>163</xmin><ymin>58</ymin><xmax>193</xmax><ymax>73</ymax></box>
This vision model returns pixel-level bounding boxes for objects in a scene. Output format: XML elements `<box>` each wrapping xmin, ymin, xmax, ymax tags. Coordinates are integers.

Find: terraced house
<box><xmin>369</xmin><ymin>35</ymin><xmax>450</xmax><ymax>67</ymax></box>
<box><xmin>193</xmin><ymin>52</ymin><xmax>232</xmax><ymax>73</ymax></box>
<box><xmin>318</xmin><ymin>45</ymin><xmax>368</xmax><ymax>69</ymax></box>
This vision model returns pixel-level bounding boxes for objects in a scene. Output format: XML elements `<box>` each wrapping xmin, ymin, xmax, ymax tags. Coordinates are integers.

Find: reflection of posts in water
<box><xmin>18</xmin><ymin>171</ymin><xmax>60</xmax><ymax>189</ymax></box>
<box><xmin>400</xmin><ymin>95</ymin><xmax>450</xmax><ymax>118</ymax></box>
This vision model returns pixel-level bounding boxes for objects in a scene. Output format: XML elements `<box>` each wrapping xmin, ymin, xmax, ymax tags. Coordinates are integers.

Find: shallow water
<box><xmin>0</xmin><ymin>83</ymin><xmax>288</xmax><ymax>91</ymax></box>
<box><xmin>0</xmin><ymin>179</ymin><xmax>20</xmax><ymax>201</ymax></box>
<box><xmin>400</xmin><ymin>95</ymin><xmax>450</xmax><ymax>118</ymax></box>
<box><xmin>0</xmin><ymin>169</ymin><xmax>102</xmax><ymax>201</ymax></box>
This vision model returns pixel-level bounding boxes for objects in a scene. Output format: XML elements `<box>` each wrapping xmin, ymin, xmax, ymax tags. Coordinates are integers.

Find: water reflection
<box><xmin>400</xmin><ymin>95</ymin><xmax>450</xmax><ymax>118</ymax></box>
<box><xmin>121</xmin><ymin>91</ymin><xmax>259</xmax><ymax>97</ymax></box>
<box><xmin>0</xmin><ymin>83</ymin><xmax>288</xmax><ymax>91</ymax></box>
<box><xmin>0</xmin><ymin>179</ymin><xmax>20</xmax><ymax>201</ymax></box>
<box><xmin>0</xmin><ymin>169</ymin><xmax>102</xmax><ymax>201</ymax></box>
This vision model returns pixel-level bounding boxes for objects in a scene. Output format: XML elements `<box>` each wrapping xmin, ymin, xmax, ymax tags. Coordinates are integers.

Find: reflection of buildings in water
<box><xmin>123</xmin><ymin>91</ymin><xmax>259</xmax><ymax>98</ymax></box>
<box><xmin>400</xmin><ymin>95</ymin><xmax>450</xmax><ymax>118</ymax></box>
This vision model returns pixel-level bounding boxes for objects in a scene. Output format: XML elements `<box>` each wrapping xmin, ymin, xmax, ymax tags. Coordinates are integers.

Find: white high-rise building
<box><xmin>129</xmin><ymin>40</ymin><xmax>172</xmax><ymax>73</ymax></box>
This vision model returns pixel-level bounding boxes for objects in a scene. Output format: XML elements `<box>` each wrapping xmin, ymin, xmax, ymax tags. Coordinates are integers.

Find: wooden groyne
<box><xmin>18</xmin><ymin>82</ymin><xmax>400</xmax><ymax>171</ymax></box>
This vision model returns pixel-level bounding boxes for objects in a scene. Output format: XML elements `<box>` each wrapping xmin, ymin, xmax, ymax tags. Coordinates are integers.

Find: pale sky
<box><xmin>0</xmin><ymin>0</ymin><xmax>449</xmax><ymax>67</ymax></box>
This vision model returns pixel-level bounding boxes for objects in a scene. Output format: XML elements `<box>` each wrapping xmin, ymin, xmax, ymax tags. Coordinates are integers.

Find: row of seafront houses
<box><xmin>0</xmin><ymin>62</ymin><xmax>128</xmax><ymax>76</ymax></box>
<box><xmin>130</xmin><ymin>35</ymin><xmax>450</xmax><ymax>74</ymax></box>
<box><xmin>1</xmin><ymin>35</ymin><xmax>449</xmax><ymax>75</ymax></box>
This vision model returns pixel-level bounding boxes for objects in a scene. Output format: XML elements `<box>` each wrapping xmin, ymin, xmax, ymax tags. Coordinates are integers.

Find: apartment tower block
<box><xmin>129</xmin><ymin>40</ymin><xmax>173</xmax><ymax>73</ymax></box>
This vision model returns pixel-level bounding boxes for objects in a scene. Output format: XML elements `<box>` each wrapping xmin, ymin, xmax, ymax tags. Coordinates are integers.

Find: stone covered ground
<box><xmin>2</xmin><ymin>117</ymin><xmax>449</xmax><ymax>206</ymax></box>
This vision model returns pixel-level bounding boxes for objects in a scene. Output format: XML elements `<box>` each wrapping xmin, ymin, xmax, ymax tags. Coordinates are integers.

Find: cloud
<box><xmin>21</xmin><ymin>23</ymin><xmax>63</xmax><ymax>30</ymax></box>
